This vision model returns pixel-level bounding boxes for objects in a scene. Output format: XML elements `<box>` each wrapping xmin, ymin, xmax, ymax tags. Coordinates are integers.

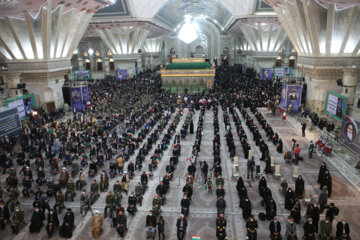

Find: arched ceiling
<box><xmin>154</xmin><ymin>0</ymin><xmax>233</xmax><ymax>27</ymax></box>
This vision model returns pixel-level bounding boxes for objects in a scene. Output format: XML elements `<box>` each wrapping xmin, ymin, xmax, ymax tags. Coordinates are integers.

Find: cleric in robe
<box><xmin>289</xmin><ymin>89</ymin><xmax>298</xmax><ymax>101</ymax></box>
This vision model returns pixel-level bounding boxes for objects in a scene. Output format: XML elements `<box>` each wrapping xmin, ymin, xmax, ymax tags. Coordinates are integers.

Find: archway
<box><xmin>163</xmin><ymin>79</ymin><xmax>169</xmax><ymax>92</ymax></box>
<box><xmin>185</xmin><ymin>79</ymin><xmax>191</xmax><ymax>94</ymax></box>
<box><xmin>192</xmin><ymin>80</ymin><xmax>198</xmax><ymax>92</ymax></box>
<box><xmin>199</xmin><ymin>80</ymin><xmax>206</xmax><ymax>93</ymax></box>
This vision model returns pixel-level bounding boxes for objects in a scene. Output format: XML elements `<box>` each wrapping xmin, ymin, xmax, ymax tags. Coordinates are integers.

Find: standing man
<box><xmin>320</xmin><ymin>217</ymin><xmax>333</xmax><ymax>240</ymax></box>
<box><xmin>304</xmin><ymin>217</ymin><xmax>316</xmax><ymax>240</ymax></box>
<box><xmin>294</xmin><ymin>144</ymin><xmax>301</xmax><ymax>165</ymax></box>
<box><xmin>201</xmin><ymin>161</ymin><xmax>208</xmax><ymax>183</ymax></box>
<box><xmin>318</xmin><ymin>186</ymin><xmax>328</xmax><ymax>213</ymax></box>
<box><xmin>269</xmin><ymin>217</ymin><xmax>281</xmax><ymax>240</ymax></box>
<box><xmin>336</xmin><ymin>218</ymin><xmax>351</xmax><ymax>240</ymax></box>
<box><xmin>301</xmin><ymin>121</ymin><xmax>307</xmax><ymax>137</ymax></box>
<box><xmin>176</xmin><ymin>214</ymin><xmax>188</xmax><ymax>240</ymax></box>
<box><xmin>145</xmin><ymin>210</ymin><xmax>156</xmax><ymax>239</ymax></box>
<box><xmin>247</xmin><ymin>156</ymin><xmax>255</xmax><ymax>180</ymax></box>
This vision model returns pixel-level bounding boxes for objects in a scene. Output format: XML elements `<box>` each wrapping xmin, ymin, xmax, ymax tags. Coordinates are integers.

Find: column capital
<box><xmin>301</xmin><ymin>67</ymin><xmax>343</xmax><ymax>80</ymax></box>
<box><xmin>343</xmin><ymin>68</ymin><xmax>360</xmax><ymax>74</ymax></box>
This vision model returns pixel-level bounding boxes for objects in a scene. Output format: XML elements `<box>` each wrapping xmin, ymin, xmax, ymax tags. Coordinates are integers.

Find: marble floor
<box><xmin>1</xmin><ymin>106</ymin><xmax>360</xmax><ymax>240</ymax></box>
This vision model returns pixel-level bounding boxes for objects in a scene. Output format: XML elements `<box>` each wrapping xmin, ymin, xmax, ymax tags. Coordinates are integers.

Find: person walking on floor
<box><xmin>301</xmin><ymin>121</ymin><xmax>307</xmax><ymax>137</ymax></box>
<box><xmin>247</xmin><ymin>157</ymin><xmax>255</xmax><ymax>180</ymax></box>
<box><xmin>294</xmin><ymin>144</ymin><xmax>301</xmax><ymax>165</ymax></box>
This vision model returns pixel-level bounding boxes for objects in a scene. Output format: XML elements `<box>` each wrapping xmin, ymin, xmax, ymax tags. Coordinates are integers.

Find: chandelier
<box><xmin>178</xmin><ymin>15</ymin><xmax>198</xmax><ymax>44</ymax></box>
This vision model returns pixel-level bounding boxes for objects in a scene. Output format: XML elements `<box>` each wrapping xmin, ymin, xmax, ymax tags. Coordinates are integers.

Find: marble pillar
<box><xmin>78</xmin><ymin>58</ymin><xmax>84</xmax><ymax>70</ymax></box>
<box><xmin>2</xmin><ymin>72</ymin><xmax>22</xmax><ymax>98</ymax></box>
<box><xmin>104</xmin><ymin>59</ymin><xmax>110</xmax><ymax>76</ymax></box>
<box><xmin>303</xmin><ymin>68</ymin><xmax>343</xmax><ymax>113</ymax></box>
<box><xmin>342</xmin><ymin>69</ymin><xmax>359</xmax><ymax>106</ymax></box>
<box><xmin>7</xmin><ymin>59</ymin><xmax>71</xmax><ymax>110</ymax></box>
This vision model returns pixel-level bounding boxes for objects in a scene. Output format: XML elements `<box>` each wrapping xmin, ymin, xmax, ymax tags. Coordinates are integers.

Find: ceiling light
<box><xmin>88</xmin><ymin>48</ymin><xmax>94</xmax><ymax>56</ymax></box>
<box><xmin>178</xmin><ymin>15</ymin><xmax>198</xmax><ymax>44</ymax></box>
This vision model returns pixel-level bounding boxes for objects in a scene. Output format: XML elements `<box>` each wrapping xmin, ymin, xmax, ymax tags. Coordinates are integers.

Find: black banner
<box><xmin>0</xmin><ymin>108</ymin><xmax>22</xmax><ymax>138</ymax></box>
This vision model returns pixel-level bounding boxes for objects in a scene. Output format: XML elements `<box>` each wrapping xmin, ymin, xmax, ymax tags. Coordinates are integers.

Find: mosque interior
<box><xmin>0</xmin><ymin>0</ymin><xmax>360</xmax><ymax>239</ymax></box>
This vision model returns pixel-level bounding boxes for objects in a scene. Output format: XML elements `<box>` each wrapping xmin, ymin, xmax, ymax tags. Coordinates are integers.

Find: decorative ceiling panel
<box><xmin>154</xmin><ymin>0</ymin><xmax>233</xmax><ymax>27</ymax></box>
<box><xmin>84</xmin><ymin>21</ymin><xmax>170</xmax><ymax>39</ymax></box>
<box><xmin>0</xmin><ymin>0</ymin><xmax>113</xmax><ymax>18</ymax></box>
<box><xmin>94</xmin><ymin>0</ymin><xmax>131</xmax><ymax>18</ymax></box>
<box><xmin>254</xmin><ymin>0</ymin><xmax>274</xmax><ymax>13</ymax></box>
<box><xmin>265</xmin><ymin>0</ymin><xmax>360</xmax><ymax>10</ymax></box>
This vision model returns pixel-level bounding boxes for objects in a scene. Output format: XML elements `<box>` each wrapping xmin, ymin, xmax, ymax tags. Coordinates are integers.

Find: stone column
<box><xmin>137</xmin><ymin>57</ymin><xmax>143</xmax><ymax>73</ymax></box>
<box><xmin>78</xmin><ymin>58</ymin><xmax>84</xmax><ymax>70</ymax></box>
<box><xmin>3</xmin><ymin>72</ymin><xmax>22</xmax><ymax>98</ymax></box>
<box><xmin>303</xmin><ymin>68</ymin><xmax>343</xmax><ymax>113</ymax></box>
<box><xmin>149</xmin><ymin>55</ymin><xmax>154</xmax><ymax>70</ymax></box>
<box><xmin>104</xmin><ymin>59</ymin><xmax>110</xmax><ymax>76</ymax></box>
<box><xmin>342</xmin><ymin>69</ymin><xmax>359</xmax><ymax>106</ymax></box>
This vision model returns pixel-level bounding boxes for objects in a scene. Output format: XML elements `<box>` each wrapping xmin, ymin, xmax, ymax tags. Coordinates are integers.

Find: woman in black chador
<box><xmin>189</xmin><ymin>119</ymin><xmax>194</xmax><ymax>134</ymax></box>
<box><xmin>320</xmin><ymin>170</ymin><xmax>332</xmax><ymax>198</ymax></box>
<box><xmin>295</xmin><ymin>175</ymin><xmax>304</xmax><ymax>198</ymax></box>
<box><xmin>317</xmin><ymin>162</ymin><xmax>327</xmax><ymax>183</ymax></box>
<box><xmin>276</xmin><ymin>139</ymin><xmax>283</xmax><ymax>153</ymax></box>
<box><xmin>284</xmin><ymin>188</ymin><xmax>295</xmax><ymax>210</ymax></box>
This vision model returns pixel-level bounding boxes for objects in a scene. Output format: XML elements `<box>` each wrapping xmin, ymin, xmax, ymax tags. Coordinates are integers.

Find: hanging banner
<box><xmin>2</xmin><ymin>93</ymin><xmax>36</xmax><ymax>120</ymax></box>
<box><xmin>280</xmin><ymin>84</ymin><xmax>302</xmax><ymax>113</ymax></box>
<box><xmin>324</xmin><ymin>91</ymin><xmax>348</xmax><ymax>121</ymax></box>
<box><xmin>71</xmin><ymin>87</ymin><xmax>83</xmax><ymax>112</ymax></box>
<box><xmin>74</xmin><ymin>70</ymin><xmax>91</xmax><ymax>81</ymax></box>
<box><xmin>115</xmin><ymin>69</ymin><xmax>127</xmax><ymax>82</ymax></box>
<box><xmin>0</xmin><ymin>107</ymin><xmax>22</xmax><ymax>138</ymax></box>
<box><xmin>340</xmin><ymin>115</ymin><xmax>360</xmax><ymax>154</ymax></box>
<box><xmin>273</xmin><ymin>67</ymin><xmax>292</xmax><ymax>77</ymax></box>
<box><xmin>280</xmin><ymin>83</ymin><xmax>287</xmax><ymax>109</ymax></box>
<box><xmin>260</xmin><ymin>68</ymin><xmax>273</xmax><ymax>81</ymax></box>
<box><xmin>82</xmin><ymin>86</ymin><xmax>89</xmax><ymax>104</ymax></box>
<box><xmin>287</xmin><ymin>85</ymin><xmax>302</xmax><ymax>113</ymax></box>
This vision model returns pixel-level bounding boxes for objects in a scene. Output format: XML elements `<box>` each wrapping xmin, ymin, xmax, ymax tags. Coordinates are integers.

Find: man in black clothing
<box><xmin>269</xmin><ymin>217</ymin><xmax>281</xmax><ymax>240</ymax></box>
<box><xmin>59</xmin><ymin>208</ymin><xmax>75</xmax><ymax>238</ymax></box>
<box><xmin>201</xmin><ymin>161</ymin><xmax>208</xmax><ymax>183</ymax></box>
<box><xmin>176</xmin><ymin>214</ymin><xmax>188</xmax><ymax>240</ymax></box>
<box><xmin>301</xmin><ymin>121</ymin><xmax>307</xmax><ymax>137</ymax></box>
<box><xmin>46</xmin><ymin>208</ymin><xmax>59</xmax><ymax>238</ymax></box>
<box><xmin>29</xmin><ymin>206</ymin><xmax>44</xmax><ymax>233</ymax></box>
<box><xmin>304</xmin><ymin>217</ymin><xmax>316</xmax><ymax>240</ymax></box>
<box><xmin>145</xmin><ymin>210</ymin><xmax>156</xmax><ymax>239</ymax></box>
<box><xmin>336</xmin><ymin>218</ymin><xmax>351</xmax><ymax>240</ymax></box>
<box><xmin>247</xmin><ymin>157</ymin><xmax>255</xmax><ymax>180</ymax></box>
<box><xmin>116</xmin><ymin>210</ymin><xmax>127</xmax><ymax>237</ymax></box>
<box><xmin>141</xmin><ymin>172</ymin><xmax>148</xmax><ymax>195</ymax></box>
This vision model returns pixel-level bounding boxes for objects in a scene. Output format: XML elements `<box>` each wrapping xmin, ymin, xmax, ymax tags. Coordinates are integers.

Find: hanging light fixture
<box><xmin>178</xmin><ymin>15</ymin><xmax>198</xmax><ymax>44</ymax></box>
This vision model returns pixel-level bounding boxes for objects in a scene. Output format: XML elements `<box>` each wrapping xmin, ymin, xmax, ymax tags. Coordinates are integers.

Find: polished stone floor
<box><xmin>1</xmin><ymin>106</ymin><xmax>360</xmax><ymax>240</ymax></box>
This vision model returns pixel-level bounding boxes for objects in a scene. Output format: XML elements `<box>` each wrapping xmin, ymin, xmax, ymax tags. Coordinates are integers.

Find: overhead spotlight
<box><xmin>237</xmin><ymin>50</ymin><xmax>242</xmax><ymax>54</ymax></box>
<box><xmin>138</xmin><ymin>49</ymin><xmax>142</xmax><ymax>53</ymax></box>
